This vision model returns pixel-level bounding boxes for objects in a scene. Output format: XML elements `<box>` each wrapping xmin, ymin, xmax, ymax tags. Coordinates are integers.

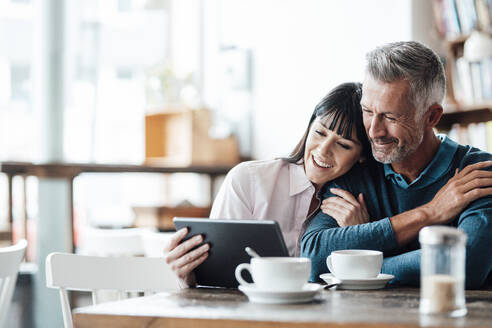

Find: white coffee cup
<box><xmin>326</xmin><ymin>250</ymin><xmax>382</xmax><ymax>279</ymax></box>
<box><xmin>235</xmin><ymin>257</ymin><xmax>311</xmax><ymax>291</ymax></box>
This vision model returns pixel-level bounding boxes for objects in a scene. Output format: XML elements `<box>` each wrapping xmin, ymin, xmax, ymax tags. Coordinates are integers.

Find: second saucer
<box><xmin>319</xmin><ymin>273</ymin><xmax>394</xmax><ymax>290</ymax></box>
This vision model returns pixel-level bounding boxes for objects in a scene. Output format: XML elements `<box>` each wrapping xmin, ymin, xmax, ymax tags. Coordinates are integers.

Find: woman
<box><xmin>164</xmin><ymin>82</ymin><xmax>371</xmax><ymax>286</ymax></box>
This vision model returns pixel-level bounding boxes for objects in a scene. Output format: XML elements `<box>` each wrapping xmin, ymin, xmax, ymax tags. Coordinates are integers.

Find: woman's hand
<box><xmin>422</xmin><ymin>161</ymin><xmax>492</xmax><ymax>224</ymax></box>
<box><xmin>320</xmin><ymin>188</ymin><xmax>369</xmax><ymax>227</ymax></box>
<box><xmin>163</xmin><ymin>227</ymin><xmax>210</xmax><ymax>287</ymax></box>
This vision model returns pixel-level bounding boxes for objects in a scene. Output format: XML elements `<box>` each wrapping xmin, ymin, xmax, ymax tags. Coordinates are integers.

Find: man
<box><xmin>301</xmin><ymin>41</ymin><xmax>492</xmax><ymax>289</ymax></box>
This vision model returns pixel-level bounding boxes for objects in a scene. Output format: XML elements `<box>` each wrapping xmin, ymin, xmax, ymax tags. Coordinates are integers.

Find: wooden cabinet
<box><xmin>145</xmin><ymin>109</ymin><xmax>240</xmax><ymax>166</ymax></box>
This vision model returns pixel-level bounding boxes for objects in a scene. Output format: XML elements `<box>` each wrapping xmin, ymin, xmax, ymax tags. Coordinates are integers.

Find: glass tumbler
<box><xmin>419</xmin><ymin>226</ymin><xmax>467</xmax><ymax>317</ymax></box>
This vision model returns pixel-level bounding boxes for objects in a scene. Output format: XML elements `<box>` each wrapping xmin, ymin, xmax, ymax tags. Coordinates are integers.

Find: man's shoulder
<box><xmin>454</xmin><ymin>143</ymin><xmax>492</xmax><ymax>168</ymax></box>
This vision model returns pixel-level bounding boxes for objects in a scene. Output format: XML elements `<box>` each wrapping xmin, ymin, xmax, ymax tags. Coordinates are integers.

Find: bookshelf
<box><xmin>431</xmin><ymin>0</ymin><xmax>492</xmax><ymax>151</ymax></box>
<box><xmin>437</xmin><ymin>105</ymin><xmax>492</xmax><ymax>130</ymax></box>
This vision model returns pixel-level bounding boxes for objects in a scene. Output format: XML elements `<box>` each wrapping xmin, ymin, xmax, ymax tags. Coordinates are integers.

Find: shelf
<box><xmin>0</xmin><ymin>161</ymin><xmax>234</xmax><ymax>178</ymax></box>
<box><xmin>0</xmin><ymin>161</ymin><xmax>236</xmax><ymax>244</ymax></box>
<box><xmin>436</xmin><ymin>105</ymin><xmax>492</xmax><ymax>131</ymax></box>
<box><xmin>444</xmin><ymin>36</ymin><xmax>468</xmax><ymax>56</ymax></box>
<box><xmin>444</xmin><ymin>32</ymin><xmax>492</xmax><ymax>57</ymax></box>
<box><xmin>444</xmin><ymin>35</ymin><xmax>469</xmax><ymax>46</ymax></box>
<box><xmin>445</xmin><ymin>31</ymin><xmax>492</xmax><ymax>45</ymax></box>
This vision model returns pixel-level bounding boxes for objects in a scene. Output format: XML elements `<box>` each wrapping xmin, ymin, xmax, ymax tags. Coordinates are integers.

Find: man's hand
<box><xmin>320</xmin><ymin>188</ymin><xmax>369</xmax><ymax>227</ymax></box>
<box><xmin>422</xmin><ymin>161</ymin><xmax>492</xmax><ymax>224</ymax></box>
<box><xmin>163</xmin><ymin>227</ymin><xmax>210</xmax><ymax>286</ymax></box>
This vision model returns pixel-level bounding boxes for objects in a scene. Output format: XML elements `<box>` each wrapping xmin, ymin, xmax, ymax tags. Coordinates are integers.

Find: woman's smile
<box><xmin>312</xmin><ymin>154</ymin><xmax>333</xmax><ymax>168</ymax></box>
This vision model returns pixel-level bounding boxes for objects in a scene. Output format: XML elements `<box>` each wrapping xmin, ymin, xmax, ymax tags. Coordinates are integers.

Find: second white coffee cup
<box><xmin>235</xmin><ymin>257</ymin><xmax>311</xmax><ymax>291</ymax></box>
<box><xmin>326</xmin><ymin>250</ymin><xmax>383</xmax><ymax>279</ymax></box>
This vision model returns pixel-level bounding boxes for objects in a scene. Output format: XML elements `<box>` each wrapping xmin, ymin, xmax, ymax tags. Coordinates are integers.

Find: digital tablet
<box><xmin>173</xmin><ymin>218</ymin><xmax>289</xmax><ymax>288</ymax></box>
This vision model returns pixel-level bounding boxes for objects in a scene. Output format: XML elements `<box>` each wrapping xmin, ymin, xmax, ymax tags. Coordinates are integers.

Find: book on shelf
<box><xmin>470</xmin><ymin>61</ymin><xmax>484</xmax><ymax>102</ymax></box>
<box><xmin>447</xmin><ymin>123</ymin><xmax>459</xmax><ymax>141</ymax></box>
<box><xmin>455</xmin><ymin>57</ymin><xmax>475</xmax><ymax>104</ymax></box>
<box><xmin>446</xmin><ymin>123</ymin><xmax>470</xmax><ymax>144</ymax></box>
<box><xmin>433</xmin><ymin>0</ymin><xmax>462</xmax><ymax>38</ymax></box>
<box><xmin>468</xmin><ymin>122</ymin><xmax>488</xmax><ymax>150</ymax></box>
<box><xmin>455</xmin><ymin>0</ymin><xmax>478</xmax><ymax>34</ymax></box>
<box><xmin>453</xmin><ymin>57</ymin><xmax>492</xmax><ymax>105</ymax></box>
<box><xmin>483</xmin><ymin>58</ymin><xmax>492</xmax><ymax>99</ymax></box>
<box><xmin>432</xmin><ymin>0</ymin><xmax>492</xmax><ymax>39</ymax></box>
<box><xmin>459</xmin><ymin>123</ymin><xmax>470</xmax><ymax>145</ymax></box>
<box><xmin>447</xmin><ymin>120</ymin><xmax>492</xmax><ymax>152</ymax></box>
<box><xmin>475</xmin><ymin>0</ymin><xmax>492</xmax><ymax>32</ymax></box>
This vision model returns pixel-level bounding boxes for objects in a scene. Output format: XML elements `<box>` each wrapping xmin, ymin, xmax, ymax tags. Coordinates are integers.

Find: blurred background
<box><xmin>0</xmin><ymin>0</ymin><xmax>490</xmax><ymax>327</ymax></box>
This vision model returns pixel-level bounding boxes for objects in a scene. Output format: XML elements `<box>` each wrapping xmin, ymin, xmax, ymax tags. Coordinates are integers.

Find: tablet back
<box><xmin>173</xmin><ymin>218</ymin><xmax>289</xmax><ymax>288</ymax></box>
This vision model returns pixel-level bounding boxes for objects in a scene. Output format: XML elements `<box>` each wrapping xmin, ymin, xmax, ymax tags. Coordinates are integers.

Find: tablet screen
<box><xmin>173</xmin><ymin>218</ymin><xmax>289</xmax><ymax>288</ymax></box>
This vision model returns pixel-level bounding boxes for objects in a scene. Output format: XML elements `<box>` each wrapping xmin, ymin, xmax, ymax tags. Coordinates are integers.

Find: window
<box><xmin>10</xmin><ymin>64</ymin><xmax>30</xmax><ymax>102</ymax></box>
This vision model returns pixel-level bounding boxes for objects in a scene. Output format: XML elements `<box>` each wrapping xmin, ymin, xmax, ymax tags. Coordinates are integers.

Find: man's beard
<box><xmin>370</xmin><ymin>130</ymin><xmax>424</xmax><ymax>164</ymax></box>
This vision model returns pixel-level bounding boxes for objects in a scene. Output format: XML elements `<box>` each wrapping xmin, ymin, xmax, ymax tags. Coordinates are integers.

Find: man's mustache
<box><xmin>370</xmin><ymin>138</ymin><xmax>398</xmax><ymax>145</ymax></box>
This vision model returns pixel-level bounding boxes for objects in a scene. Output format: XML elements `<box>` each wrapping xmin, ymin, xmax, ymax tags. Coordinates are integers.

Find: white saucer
<box><xmin>319</xmin><ymin>273</ymin><xmax>394</xmax><ymax>290</ymax></box>
<box><xmin>238</xmin><ymin>283</ymin><xmax>322</xmax><ymax>304</ymax></box>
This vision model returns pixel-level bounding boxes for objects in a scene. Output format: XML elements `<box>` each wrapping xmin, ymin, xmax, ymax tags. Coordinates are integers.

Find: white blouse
<box><xmin>210</xmin><ymin>159</ymin><xmax>318</xmax><ymax>256</ymax></box>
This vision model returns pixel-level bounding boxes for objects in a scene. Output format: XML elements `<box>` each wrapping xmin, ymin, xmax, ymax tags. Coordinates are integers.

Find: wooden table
<box><xmin>73</xmin><ymin>287</ymin><xmax>492</xmax><ymax>328</ymax></box>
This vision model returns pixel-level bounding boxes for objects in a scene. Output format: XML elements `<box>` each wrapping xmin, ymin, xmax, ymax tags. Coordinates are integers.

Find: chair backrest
<box><xmin>140</xmin><ymin>230</ymin><xmax>174</xmax><ymax>257</ymax></box>
<box><xmin>0</xmin><ymin>239</ymin><xmax>27</xmax><ymax>328</ymax></box>
<box><xmin>45</xmin><ymin>252</ymin><xmax>179</xmax><ymax>328</ymax></box>
<box><xmin>77</xmin><ymin>227</ymin><xmax>150</xmax><ymax>257</ymax></box>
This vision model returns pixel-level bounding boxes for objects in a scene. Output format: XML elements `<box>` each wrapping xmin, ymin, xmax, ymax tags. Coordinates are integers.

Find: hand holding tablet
<box><xmin>173</xmin><ymin>218</ymin><xmax>289</xmax><ymax>288</ymax></box>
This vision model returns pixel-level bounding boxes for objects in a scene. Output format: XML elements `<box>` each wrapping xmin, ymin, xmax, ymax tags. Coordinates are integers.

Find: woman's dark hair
<box><xmin>284</xmin><ymin>82</ymin><xmax>371</xmax><ymax>163</ymax></box>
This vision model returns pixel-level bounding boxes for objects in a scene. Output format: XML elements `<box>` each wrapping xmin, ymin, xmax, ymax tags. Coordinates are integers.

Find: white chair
<box><xmin>0</xmin><ymin>239</ymin><xmax>27</xmax><ymax>328</ymax></box>
<box><xmin>45</xmin><ymin>252</ymin><xmax>179</xmax><ymax>328</ymax></box>
<box><xmin>140</xmin><ymin>229</ymin><xmax>174</xmax><ymax>257</ymax></box>
<box><xmin>77</xmin><ymin>227</ymin><xmax>170</xmax><ymax>303</ymax></box>
<box><xmin>77</xmin><ymin>227</ymin><xmax>150</xmax><ymax>257</ymax></box>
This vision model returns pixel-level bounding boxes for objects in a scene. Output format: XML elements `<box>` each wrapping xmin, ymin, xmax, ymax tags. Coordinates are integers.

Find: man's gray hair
<box><xmin>365</xmin><ymin>41</ymin><xmax>446</xmax><ymax>118</ymax></box>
